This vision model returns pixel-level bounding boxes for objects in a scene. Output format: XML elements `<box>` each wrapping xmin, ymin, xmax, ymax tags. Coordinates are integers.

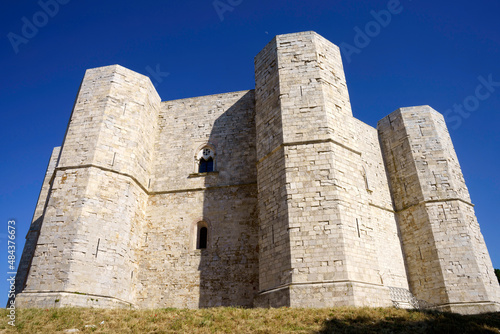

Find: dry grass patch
<box><xmin>0</xmin><ymin>306</ymin><xmax>498</xmax><ymax>333</ymax></box>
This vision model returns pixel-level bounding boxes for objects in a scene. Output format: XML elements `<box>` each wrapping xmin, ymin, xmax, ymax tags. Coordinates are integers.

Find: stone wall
<box><xmin>137</xmin><ymin>186</ymin><xmax>258</xmax><ymax>308</ymax></box>
<box><xmin>136</xmin><ymin>90</ymin><xmax>259</xmax><ymax>308</ymax></box>
<box><xmin>354</xmin><ymin>119</ymin><xmax>409</xmax><ymax>290</ymax></box>
<box><xmin>254</xmin><ymin>35</ymin><xmax>291</xmax><ymax>297</ymax></box>
<box><xmin>150</xmin><ymin>90</ymin><xmax>256</xmax><ymax>191</ymax></box>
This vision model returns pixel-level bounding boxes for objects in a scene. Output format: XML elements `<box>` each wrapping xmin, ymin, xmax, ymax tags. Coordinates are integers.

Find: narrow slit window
<box><xmin>198</xmin><ymin>226</ymin><xmax>208</xmax><ymax>249</ymax></box>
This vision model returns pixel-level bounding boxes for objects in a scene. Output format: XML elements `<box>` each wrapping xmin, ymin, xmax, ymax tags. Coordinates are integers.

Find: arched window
<box><xmin>196</xmin><ymin>146</ymin><xmax>215</xmax><ymax>173</ymax></box>
<box><xmin>196</xmin><ymin>222</ymin><xmax>208</xmax><ymax>249</ymax></box>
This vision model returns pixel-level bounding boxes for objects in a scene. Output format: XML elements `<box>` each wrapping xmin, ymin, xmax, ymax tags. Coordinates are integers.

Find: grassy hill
<box><xmin>0</xmin><ymin>306</ymin><xmax>499</xmax><ymax>333</ymax></box>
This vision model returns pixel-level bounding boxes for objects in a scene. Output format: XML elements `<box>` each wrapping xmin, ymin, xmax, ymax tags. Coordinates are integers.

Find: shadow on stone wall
<box><xmin>199</xmin><ymin>90</ymin><xmax>259</xmax><ymax>308</ymax></box>
<box><xmin>11</xmin><ymin>216</ymin><xmax>44</xmax><ymax>305</ymax></box>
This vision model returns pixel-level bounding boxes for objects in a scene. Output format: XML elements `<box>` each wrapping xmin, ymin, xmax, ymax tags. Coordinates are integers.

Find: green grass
<box><xmin>0</xmin><ymin>306</ymin><xmax>498</xmax><ymax>333</ymax></box>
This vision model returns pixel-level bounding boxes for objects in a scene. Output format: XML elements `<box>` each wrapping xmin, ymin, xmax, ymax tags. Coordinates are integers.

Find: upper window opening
<box><xmin>199</xmin><ymin>157</ymin><xmax>214</xmax><ymax>173</ymax></box>
<box><xmin>197</xmin><ymin>146</ymin><xmax>215</xmax><ymax>173</ymax></box>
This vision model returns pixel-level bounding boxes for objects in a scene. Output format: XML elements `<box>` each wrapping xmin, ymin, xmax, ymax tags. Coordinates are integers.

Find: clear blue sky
<box><xmin>1</xmin><ymin>0</ymin><xmax>499</xmax><ymax>306</ymax></box>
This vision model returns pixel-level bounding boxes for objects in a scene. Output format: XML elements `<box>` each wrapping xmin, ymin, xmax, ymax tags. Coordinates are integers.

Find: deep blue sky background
<box><xmin>1</xmin><ymin>0</ymin><xmax>499</xmax><ymax>306</ymax></box>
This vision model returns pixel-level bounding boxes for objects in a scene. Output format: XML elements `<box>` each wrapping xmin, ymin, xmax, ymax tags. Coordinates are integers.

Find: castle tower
<box><xmin>254</xmin><ymin>31</ymin><xmax>409</xmax><ymax>307</ymax></box>
<box><xmin>15</xmin><ymin>65</ymin><xmax>160</xmax><ymax>308</ymax></box>
<box><xmin>378</xmin><ymin>106</ymin><xmax>500</xmax><ymax>314</ymax></box>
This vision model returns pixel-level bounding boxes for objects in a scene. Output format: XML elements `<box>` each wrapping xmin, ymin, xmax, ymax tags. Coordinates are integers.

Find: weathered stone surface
<box><xmin>254</xmin><ymin>31</ymin><xmax>407</xmax><ymax>308</ymax></box>
<box><xmin>378</xmin><ymin>106</ymin><xmax>500</xmax><ymax>314</ymax></box>
<box><xmin>15</xmin><ymin>32</ymin><xmax>500</xmax><ymax>314</ymax></box>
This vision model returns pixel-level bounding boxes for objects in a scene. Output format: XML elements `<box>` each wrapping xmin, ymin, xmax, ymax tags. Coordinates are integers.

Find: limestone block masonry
<box><xmin>14</xmin><ymin>31</ymin><xmax>500</xmax><ymax>314</ymax></box>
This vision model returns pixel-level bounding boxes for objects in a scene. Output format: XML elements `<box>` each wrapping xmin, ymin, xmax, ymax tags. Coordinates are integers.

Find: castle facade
<box><xmin>15</xmin><ymin>31</ymin><xmax>500</xmax><ymax>314</ymax></box>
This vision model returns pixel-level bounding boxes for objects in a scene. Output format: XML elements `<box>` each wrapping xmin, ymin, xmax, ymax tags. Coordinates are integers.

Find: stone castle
<box><xmin>15</xmin><ymin>31</ymin><xmax>500</xmax><ymax>314</ymax></box>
